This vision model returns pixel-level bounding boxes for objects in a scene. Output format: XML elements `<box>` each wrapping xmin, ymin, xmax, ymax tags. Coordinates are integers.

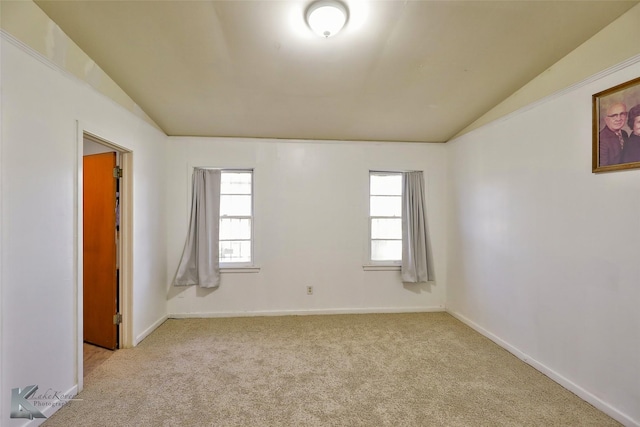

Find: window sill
<box><xmin>220</xmin><ymin>266</ymin><xmax>261</xmax><ymax>274</ymax></box>
<box><xmin>362</xmin><ymin>265</ymin><xmax>401</xmax><ymax>271</ymax></box>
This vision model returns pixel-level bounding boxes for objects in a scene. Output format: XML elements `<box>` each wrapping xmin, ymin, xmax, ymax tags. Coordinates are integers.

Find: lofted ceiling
<box><xmin>34</xmin><ymin>0</ymin><xmax>638</xmax><ymax>143</ymax></box>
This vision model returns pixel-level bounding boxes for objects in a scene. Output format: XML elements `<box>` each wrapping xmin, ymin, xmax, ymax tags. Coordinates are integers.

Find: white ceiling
<box><xmin>35</xmin><ymin>0</ymin><xmax>638</xmax><ymax>142</ymax></box>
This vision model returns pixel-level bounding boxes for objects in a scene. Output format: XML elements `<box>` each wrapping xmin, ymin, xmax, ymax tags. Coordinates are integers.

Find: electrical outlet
<box><xmin>306</xmin><ymin>286</ymin><xmax>313</xmax><ymax>295</ymax></box>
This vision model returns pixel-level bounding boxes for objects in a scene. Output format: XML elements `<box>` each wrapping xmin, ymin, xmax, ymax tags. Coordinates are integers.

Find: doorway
<box><xmin>80</xmin><ymin>132</ymin><xmax>133</xmax><ymax>381</ymax></box>
<box><xmin>83</xmin><ymin>149</ymin><xmax>119</xmax><ymax>350</ymax></box>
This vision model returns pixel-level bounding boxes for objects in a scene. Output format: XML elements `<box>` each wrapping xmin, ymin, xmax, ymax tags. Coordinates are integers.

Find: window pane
<box><xmin>371</xmin><ymin>218</ymin><xmax>401</xmax><ymax>239</ymax></box>
<box><xmin>370</xmin><ymin>174</ymin><xmax>402</xmax><ymax>196</ymax></box>
<box><xmin>219</xmin><ymin>240</ymin><xmax>251</xmax><ymax>263</ymax></box>
<box><xmin>221</xmin><ymin>172</ymin><xmax>252</xmax><ymax>195</ymax></box>
<box><xmin>371</xmin><ymin>240</ymin><xmax>401</xmax><ymax>261</ymax></box>
<box><xmin>370</xmin><ymin>196</ymin><xmax>401</xmax><ymax>216</ymax></box>
<box><xmin>220</xmin><ymin>195</ymin><xmax>251</xmax><ymax>216</ymax></box>
<box><xmin>220</xmin><ymin>218</ymin><xmax>251</xmax><ymax>240</ymax></box>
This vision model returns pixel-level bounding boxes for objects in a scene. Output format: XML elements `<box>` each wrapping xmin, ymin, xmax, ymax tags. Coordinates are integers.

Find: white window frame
<box><xmin>368</xmin><ymin>170</ymin><xmax>403</xmax><ymax>267</ymax></box>
<box><xmin>219</xmin><ymin>169</ymin><xmax>255</xmax><ymax>269</ymax></box>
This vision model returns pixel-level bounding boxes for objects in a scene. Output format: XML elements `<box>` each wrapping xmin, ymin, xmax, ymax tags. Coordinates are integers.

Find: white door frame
<box><xmin>76</xmin><ymin>124</ymin><xmax>134</xmax><ymax>391</ymax></box>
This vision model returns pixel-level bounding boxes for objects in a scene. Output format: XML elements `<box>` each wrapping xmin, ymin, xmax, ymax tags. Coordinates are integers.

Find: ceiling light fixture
<box><xmin>306</xmin><ymin>0</ymin><xmax>348</xmax><ymax>38</ymax></box>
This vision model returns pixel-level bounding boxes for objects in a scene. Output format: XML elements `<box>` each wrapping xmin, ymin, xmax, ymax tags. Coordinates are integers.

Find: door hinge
<box><xmin>113</xmin><ymin>313</ymin><xmax>122</xmax><ymax>325</ymax></box>
<box><xmin>113</xmin><ymin>167</ymin><xmax>123</xmax><ymax>179</ymax></box>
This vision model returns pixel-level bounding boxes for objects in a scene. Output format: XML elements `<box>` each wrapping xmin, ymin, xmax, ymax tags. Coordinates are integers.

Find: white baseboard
<box><xmin>134</xmin><ymin>314</ymin><xmax>168</xmax><ymax>346</ymax></box>
<box><xmin>22</xmin><ymin>384</ymin><xmax>79</xmax><ymax>426</ymax></box>
<box><xmin>169</xmin><ymin>306</ymin><xmax>445</xmax><ymax>319</ymax></box>
<box><xmin>446</xmin><ymin>309</ymin><xmax>639</xmax><ymax>427</ymax></box>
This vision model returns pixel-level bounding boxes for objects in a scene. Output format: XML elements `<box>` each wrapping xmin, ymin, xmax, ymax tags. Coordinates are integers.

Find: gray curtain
<box><xmin>174</xmin><ymin>169</ymin><xmax>221</xmax><ymax>288</ymax></box>
<box><xmin>401</xmin><ymin>171</ymin><xmax>433</xmax><ymax>283</ymax></box>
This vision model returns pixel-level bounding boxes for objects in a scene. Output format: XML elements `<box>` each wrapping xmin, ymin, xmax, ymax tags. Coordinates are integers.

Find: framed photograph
<box><xmin>593</xmin><ymin>76</ymin><xmax>640</xmax><ymax>173</ymax></box>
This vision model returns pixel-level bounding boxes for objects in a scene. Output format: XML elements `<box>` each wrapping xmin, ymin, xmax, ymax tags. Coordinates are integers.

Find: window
<box><xmin>369</xmin><ymin>171</ymin><xmax>402</xmax><ymax>263</ymax></box>
<box><xmin>219</xmin><ymin>170</ymin><xmax>253</xmax><ymax>264</ymax></box>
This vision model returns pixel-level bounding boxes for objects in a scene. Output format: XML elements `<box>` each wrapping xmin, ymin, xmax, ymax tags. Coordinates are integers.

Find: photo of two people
<box><xmin>593</xmin><ymin>76</ymin><xmax>640</xmax><ymax>172</ymax></box>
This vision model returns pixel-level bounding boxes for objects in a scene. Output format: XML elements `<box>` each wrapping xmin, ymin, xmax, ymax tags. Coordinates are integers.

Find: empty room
<box><xmin>1</xmin><ymin>1</ymin><xmax>639</xmax><ymax>426</ymax></box>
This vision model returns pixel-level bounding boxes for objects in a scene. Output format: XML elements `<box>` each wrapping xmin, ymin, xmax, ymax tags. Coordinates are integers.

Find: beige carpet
<box><xmin>44</xmin><ymin>313</ymin><xmax>619</xmax><ymax>426</ymax></box>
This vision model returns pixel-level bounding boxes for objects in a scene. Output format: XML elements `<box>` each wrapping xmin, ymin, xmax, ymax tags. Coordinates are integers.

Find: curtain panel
<box><xmin>401</xmin><ymin>171</ymin><xmax>433</xmax><ymax>283</ymax></box>
<box><xmin>174</xmin><ymin>169</ymin><xmax>221</xmax><ymax>288</ymax></box>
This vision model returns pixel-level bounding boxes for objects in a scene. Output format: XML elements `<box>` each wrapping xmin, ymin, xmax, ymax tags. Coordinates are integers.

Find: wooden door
<box><xmin>83</xmin><ymin>152</ymin><xmax>118</xmax><ymax>350</ymax></box>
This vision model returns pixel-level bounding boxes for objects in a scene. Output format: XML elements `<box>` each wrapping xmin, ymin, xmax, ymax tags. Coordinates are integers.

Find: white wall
<box><xmin>1</xmin><ymin>34</ymin><xmax>168</xmax><ymax>425</ymax></box>
<box><xmin>446</xmin><ymin>60</ymin><xmax>640</xmax><ymax>425</ymax></box>
<box><xmin>167</xmin><ymin>138</ymin><xmax>447</xmax><ymax>316</ymax></box>
<box><xmin>83</xmin><ymin>138</ymin><xmax>116</xmax><ymax>155</ymax></box>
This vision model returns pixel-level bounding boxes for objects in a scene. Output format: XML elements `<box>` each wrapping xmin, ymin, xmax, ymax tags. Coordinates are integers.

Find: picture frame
<box><xmin>592</xmin><ymin>76</ymin><xmax>640</xmax><ymax>173</ymax></box>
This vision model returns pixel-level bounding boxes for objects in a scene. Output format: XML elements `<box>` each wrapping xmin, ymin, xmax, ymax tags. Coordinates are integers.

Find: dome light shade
<box><xmin>306</xmin><ymin>1</ymin><xmax>348</xmax><ymax>38</ymax></box>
